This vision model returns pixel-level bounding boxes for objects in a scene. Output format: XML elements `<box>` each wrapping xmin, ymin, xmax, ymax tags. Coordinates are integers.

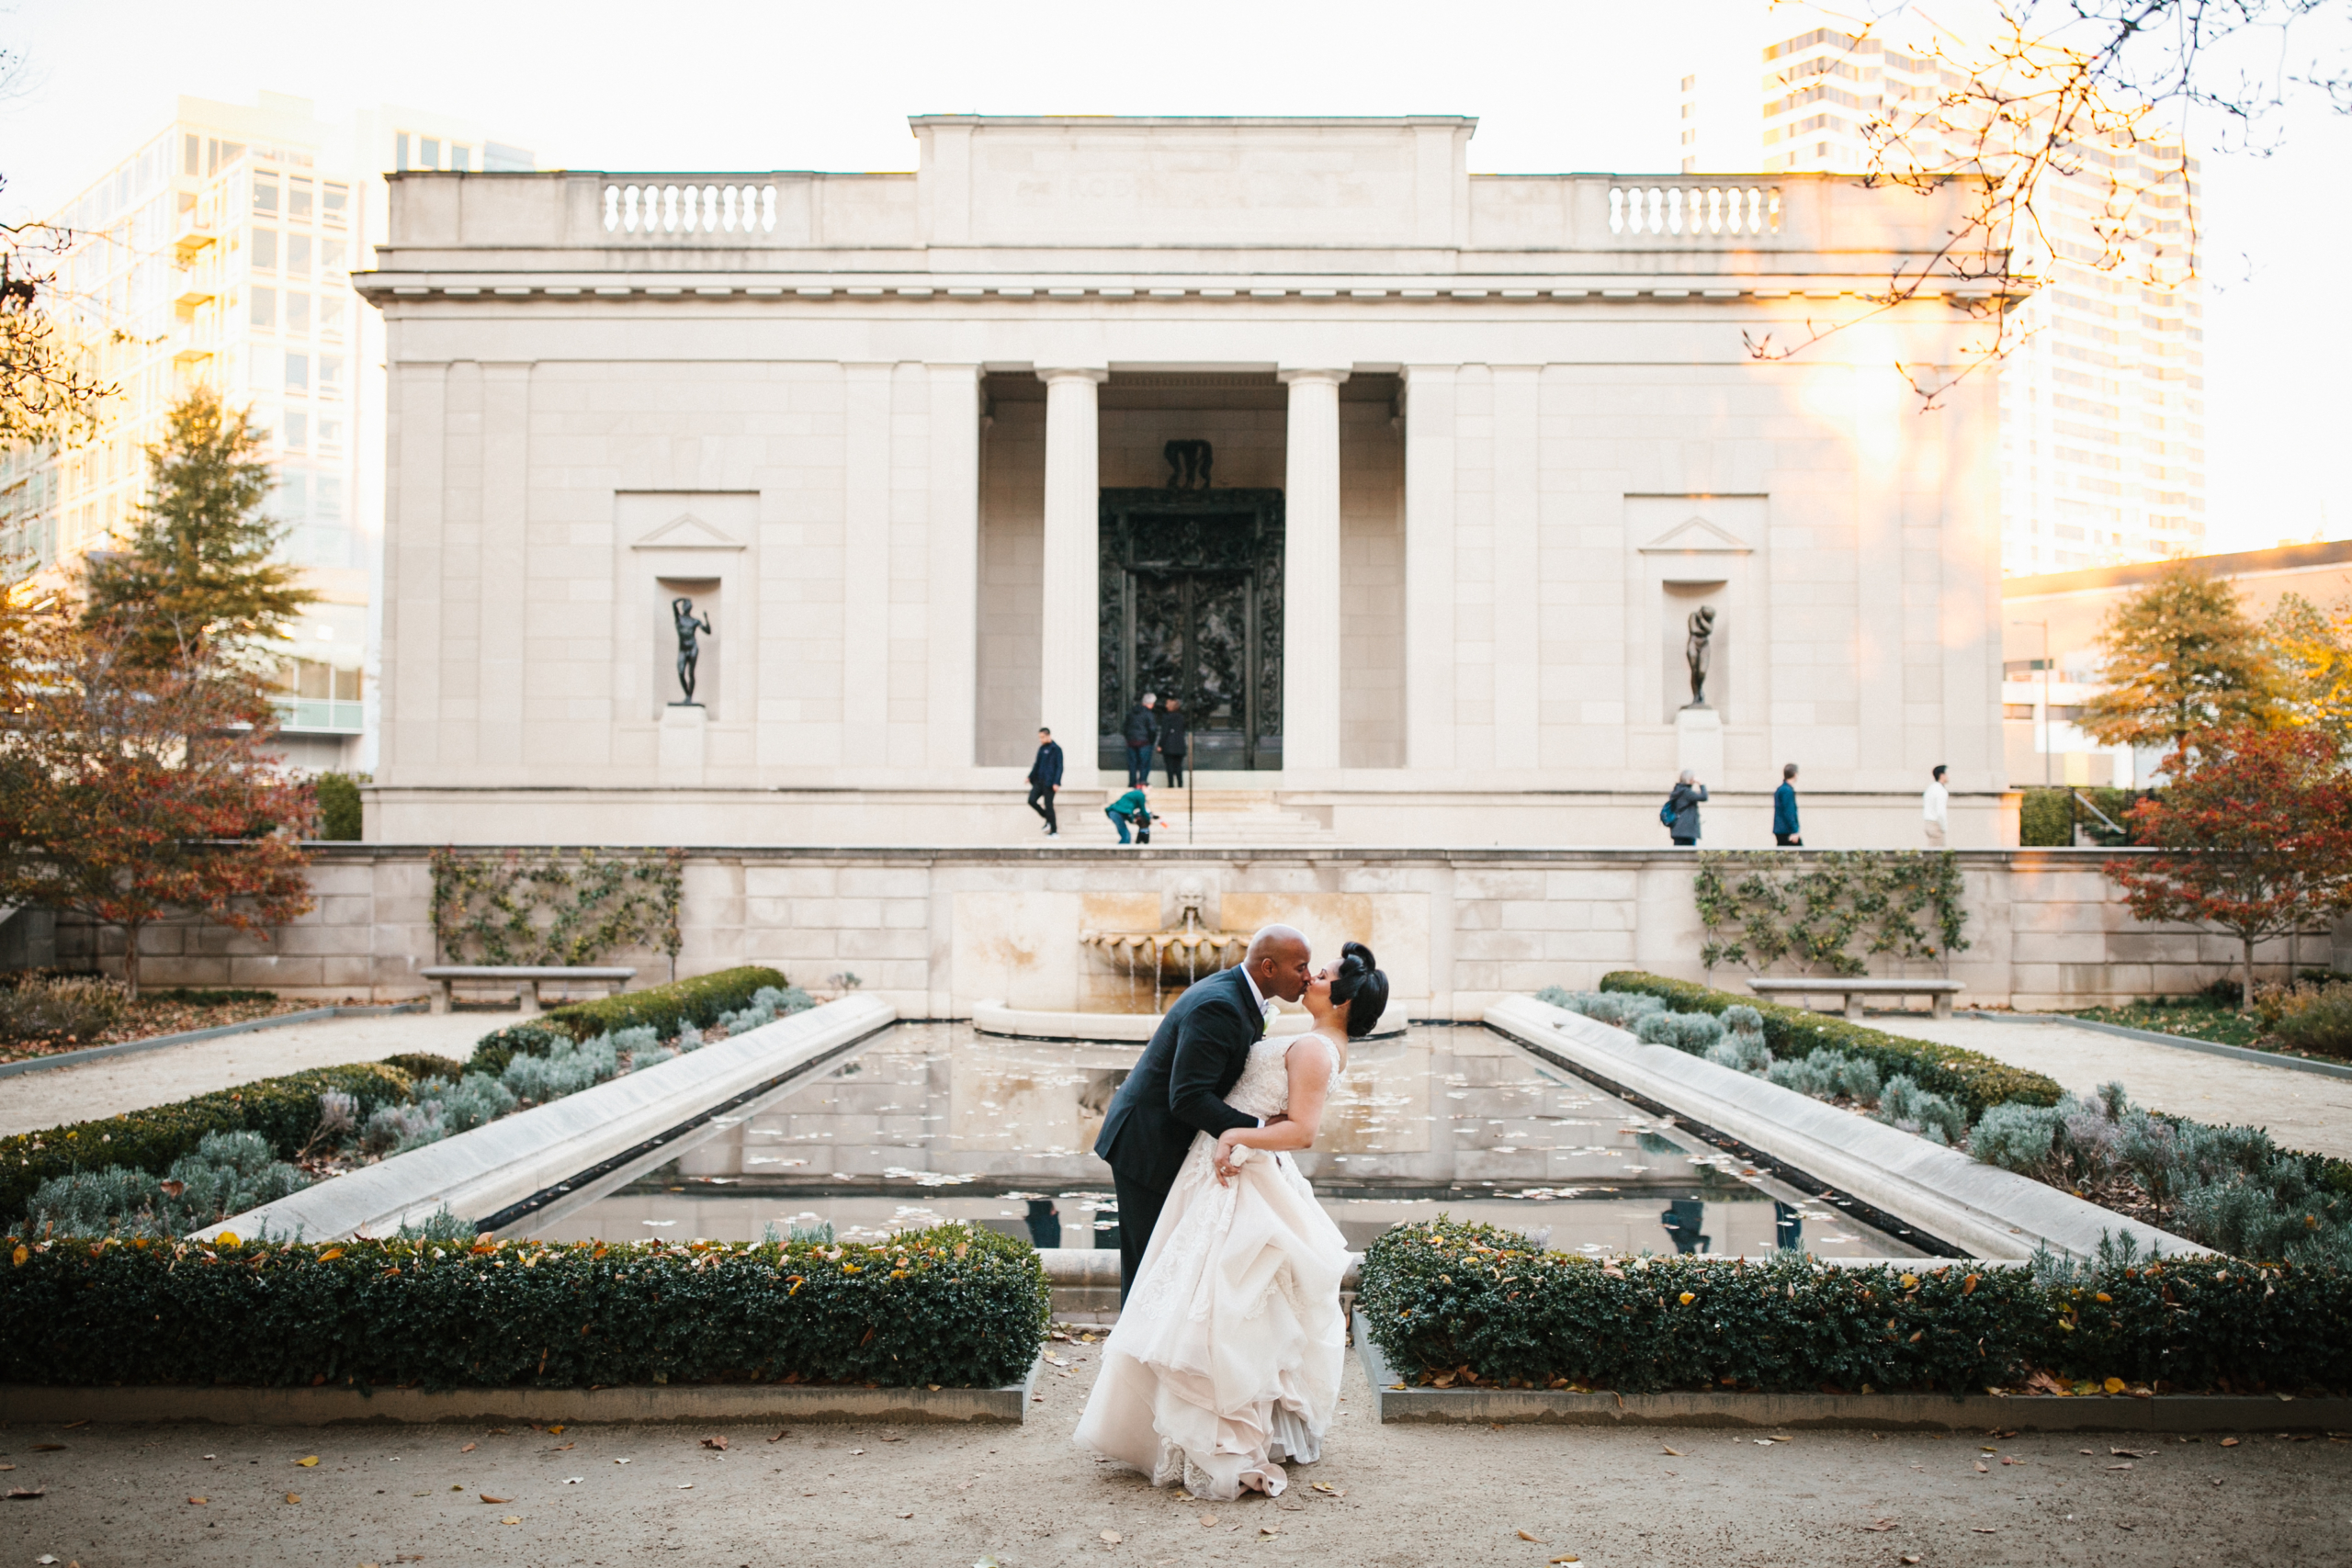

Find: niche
<box><xmin>1661</xmin><ymin>581</ymin><xmax>1728</xmax><ymax>724</ymax></box>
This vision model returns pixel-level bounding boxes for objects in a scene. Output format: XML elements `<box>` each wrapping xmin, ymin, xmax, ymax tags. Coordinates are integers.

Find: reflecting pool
<box><xmin>523</xmin><ymin>1023</ymin><xmax>1928</xmax><ymax>1258</ymax></box>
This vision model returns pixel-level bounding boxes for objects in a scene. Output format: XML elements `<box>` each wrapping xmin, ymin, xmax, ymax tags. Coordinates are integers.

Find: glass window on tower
<box><xmin>319</xmin><ymin>293</ymin><xmax>345</xmax><ymax>333</ymax></box>
<box><xmin>317</xmin><ymin>417</ymin><xmax>342</xmax><ymax>451</ymax></box>
<box><xmin>394</xmin><ymin>133</ymin><xmax>410</xmax><ymax>172</ymax></box>
<box><xmin>286</xmin><ymin>291</ymin><xmax>310</xmax><ymax>334</ymax></box>
<box><xmin>322</xmin><ymin>183</ymin><xmax>346</xmax><ymax>225</ymax></box>
<box><xmin>318</xmin><ymin>354</ymin><xmax>343</xmax><ymax>393</ymax></box>
<box><xmin>284</xmin><ymin>411</ymin><xmax>308</xmax><ymax>449</ymax></box>
<box><xmin>251</xmin><ymin>228</ymin><xmax>277</xmax><ymax>270</ymax></box>
<box><xmin>320</xmin><ymin>238</ymin><xmax>345</xmax><ymax>275</ymax></box>
<box><xmin>287</xmin><ymin>234</ymin><xmax>311</xmax><ymax>276</ymax></box>
<box><xmin>288</xmin><ymin>177</ymin><xmax>312</xmax><ymax>220</ymax></box>
<box><xmin>285</xmin><ymin>352</ymin><xmax>309</xmax><ymax>392</ymax></box>
<box><xmin>249</xmin><ymin>287</ymin><xmax>275</xmax><ymax>329</ymax></box>
<box><xmin>420</xmin><ymin>137</ymin><xmax>440</xmax><ymax>168</ymax></box>
<box><xmin>451</xmin><ymin>144</ymin><xmax>470</xmax><ymax>172</ymax></box>
<box><xmin>253</xmin><ymin>175</ymin><xmax>277</xmax><ymax>215</ymax></box>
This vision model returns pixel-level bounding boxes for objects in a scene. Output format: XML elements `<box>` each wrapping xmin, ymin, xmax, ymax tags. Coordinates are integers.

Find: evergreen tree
<box><xmin>81</xmin><ymin>386</ymin><xmax>311</xmax><ymax>677</ymax></box>
<box><xmin>2075</xmin><ymin>561</ymin><xmax>2278</xmax><ymax>754</ymax></box>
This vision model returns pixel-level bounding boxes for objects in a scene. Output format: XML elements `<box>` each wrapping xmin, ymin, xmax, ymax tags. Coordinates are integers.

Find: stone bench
<box><xmin>1747</xmin><ymin>976</ymin><xmax>1965</xmax><ymax>1021</ymax></box>
<box><xmin>419</xmin><ymin>965</ymin><xmax>636</xmax><ymax>1016</ymax></box>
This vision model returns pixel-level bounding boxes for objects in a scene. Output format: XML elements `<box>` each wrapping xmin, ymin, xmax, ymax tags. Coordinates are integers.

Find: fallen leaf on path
<box><xmin>6</xmin><ymin>1487</ymin><xmax>42</xmax><ymax>1500</ymax></box>
<box><xmin>547</xmin><ymin>1426</ymin><xmax>566</xmax><ymax>1435</ymax></box>
<box><xmin>1973</xmin><ymin>1461</ymin><xmax>1988</xmax><ymax>1473</ymax></box>
<box><xmin>2111</xmin><ymin>1447</ymin><xmax>2149</xmax><ymax>1458</ymax></box>
<box><xmin>1199</xmin><ymin>1513</ymin><xmax>1217</xmax><ymax>1527</ymax></box>
<box><xmin>766</xmin><ymin>1430</ymin><xmax>793</xmax><ymax>1444</ymax></box>
<box><xmin>2117</xmin><ymin>1521</ymin><xmax>2137</xmax><ymax>1530</ymax></box>
<box><xmin>187</xmin><ymin>1496</ymin><xmax>207</xmax><ymax>1506</ymax></box>
<box><xmin>2220</xmin><ymin>1438</ymin><xmax>2240</xmax><ymax>1448</ymax></box>
<box><xmin>502</xmin><ymin>1515</ymin><xmax>521</xmax><ymax>1525</ymax></box>
<box><xmin>1259</xmin><ymin>1527</ymin><xmax>1279</xmax><ymax>1537</ymax></box>
<box><xmin>481</xmin><ymin>1495</ymin><xmax>512</xmax><ymax>1504</ymax></box>
<box><xmin>296</xmin><ymin>1456</ymin><xmax>319</xmax><ymax>1467</ymax></box>
<box><xmin>1309</xmin><ymin>1483</ymin><xmax>1346</xmax><ymax>1496</ymax></box>
<box><xmin>1901</xmin><ymin>1556</ymin><xmax>1922</xmax><ymax>1565</ymax></box>
<box><xmin>1549</xmin><ymin>1558</ymin><xmax>1581</xmax><ymax>1565</ymax></box>
<box><xmin>1661</xmin><ymin>1445</ymin><xmax>1683</xmax><ymax>1456</ymax></box>
<box><xmin>284</xmin><ymin>1492</ymin><xmax>301</xmax><ymax>1505</ymax></box>
<box><xmin>29</xmin><ymin>1444</ymin><xmax>63</xmax><ymax>1452</ymax></box>
<box><xmin>614</xmin><ymin>1458</ymin><xmax>631</xmax><ymax>1465</ymax></box>
<box><xmin>676</xmin><ymin>1483</ymin><xmax>694</xmax><ymax>1491</ymax></box>
<box><xmin>1517</xmin><ymin>1529</ymin><xmax>1546</xmax><ymax>1542</ymax></box>
<box><xmin>2107</xmin><ymin>1462</ymin><xmax>2134</xmax><ymax>1471</ymax></box>
<box><xmin>563</xmin><ymin>1477</ymin><xmax>582</xmax><ymax>1484</ymax></box>
<box><xmin>60</xmin><ymin>1421</ymin><xmax>86</xmax><ymax>1430</ymax></box>
<box><xmin>1860</xmin><ymin>1518</ymin><xmax>1898</xmax><ymax>1532</ymax></box>
<box><xmin>850</xmin><ymin>1449</ymin><xmax>865</xmax><ymax>1456</ymax></box>
<box><xmin>879</xmin><ymin>1433</ymin><xmax>904</xmax><ymax>1442</ymax></box>
<box><xmin>548</xmin><ymin>1442</ymin><xmax>574</xmax><ymax>1451</ymax></box>
<box><xmin>1973</xmin><ymin>1526</ymin><xmax>1997</xmax><ymax>1533</ymax></box>
<box><xmin>461</xmin><ymin>1443</ymin><xmax>478</xmax><ymax>1453</ymax></box>
<box><xmin>898</xmin><ymin>1510</ymin><xmax>914</xmax><ymax>1519</ymax></box>
<box><xmin>700</xmin><ymin>1436</ymin><xmax>728</xmax><ymax>1450</ymax></box>
<box><xmin>1101</xmin><ymin>1529</ymin><xmax>1122</xmax><ymax>1544</ymax></box>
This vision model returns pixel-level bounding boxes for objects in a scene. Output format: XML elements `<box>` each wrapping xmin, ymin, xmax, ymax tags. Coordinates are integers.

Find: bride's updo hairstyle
<box><xmin>1329</xmin><ymin>941</ymin><xmax>1389</xmax><ymax>1040</ymax></box>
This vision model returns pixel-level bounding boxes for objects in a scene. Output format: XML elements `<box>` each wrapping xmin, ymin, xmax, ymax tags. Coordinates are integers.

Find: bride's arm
<box><xmin>1213</xmin><ymin>1039</ymin><xmax>1337</xmax><ymax>1174</ymax></box>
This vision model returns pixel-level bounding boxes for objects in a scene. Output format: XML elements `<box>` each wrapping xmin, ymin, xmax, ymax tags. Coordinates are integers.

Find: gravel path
<box><xmin>0</xmin><ymin>1012</ymin><xmax>496</xmax><ymax>1136</ymax></box>
<box><xmin>6</xmin><ymin>1348</ymin><xmax>2346</xmax><ymax>1566</ymax></box>
<box><xmin>1870</xmin><ymin>1012</ymin><xmax>2352</xmax><ymax>1159</ymax></box>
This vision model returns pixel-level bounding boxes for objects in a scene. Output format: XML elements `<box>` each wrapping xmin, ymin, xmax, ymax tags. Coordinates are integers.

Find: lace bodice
<box><xmin>1225</xmin><ymin>1033</ymin><xmax>1299</xmax><ymax>1120</ymax></box>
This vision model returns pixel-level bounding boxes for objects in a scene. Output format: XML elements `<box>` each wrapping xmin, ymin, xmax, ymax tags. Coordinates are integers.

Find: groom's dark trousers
<box><xmin>1093</xmin><ymin>964</ymin><xmax>1263</xmax><ymax>1302</ymax></box>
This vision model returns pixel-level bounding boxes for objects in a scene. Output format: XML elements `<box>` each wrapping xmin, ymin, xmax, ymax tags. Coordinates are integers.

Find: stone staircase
<box><xmin>1050</xmin><ymin>789</ymin><xmax>1341</xmax><ymax>848</ymax></box>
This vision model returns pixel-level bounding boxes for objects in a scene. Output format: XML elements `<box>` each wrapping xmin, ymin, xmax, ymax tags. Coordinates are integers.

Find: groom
<box><xmin>1094</xmin><ymin>924</ymin><xmax>1314</xmax><ymax>1301</ymax></box>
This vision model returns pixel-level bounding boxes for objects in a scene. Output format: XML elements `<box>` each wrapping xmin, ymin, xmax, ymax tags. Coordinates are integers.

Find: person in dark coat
<box><xmin>1028</xmin><ymin>727</ymin><xmax>1064</xmax><ymax>837</ymax></box>
<box><xmin>1773</xmin><ymin>763</ymin><xmax>1803</xmax><ymax>847</ymax></box>
<box><xmin>1157</xmin><ymin>695</ymin><xmax>1189</xmax><ymax>787</ymax></box>
<box><xmin>1092</xmin><ymin>925</ymin><xmax>1313</xmax><ymax>1301</ymax></box>
<box><xmin>1665</xmin><ymin>770</ymin><xmax>1707</xmax><ymax>847</ymax></box>
<box><xmin>1122</xmin><ymin>694</ymin><xmax>1159</xmax><ymax>786</ymax></box>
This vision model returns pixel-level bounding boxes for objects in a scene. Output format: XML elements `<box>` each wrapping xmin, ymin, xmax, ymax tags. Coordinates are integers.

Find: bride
<box><xmin>1074</xmin><ymin>941</ymin><xmax>1389</xmax><ymax>1499</ymax></box>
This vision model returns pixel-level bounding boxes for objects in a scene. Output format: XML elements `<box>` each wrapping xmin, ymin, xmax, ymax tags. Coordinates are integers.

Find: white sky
<box><xmin>4</xmin><ymin>0</ymin><xmax>2343</xmax><ymax>556</ymax></box>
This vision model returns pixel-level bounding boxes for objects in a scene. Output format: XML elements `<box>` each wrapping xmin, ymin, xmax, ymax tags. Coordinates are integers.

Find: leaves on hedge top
<box><xmin>0</xmin><ymin>1224</ymin><xmax>1049</xmax><ymax>1393</ymax></box>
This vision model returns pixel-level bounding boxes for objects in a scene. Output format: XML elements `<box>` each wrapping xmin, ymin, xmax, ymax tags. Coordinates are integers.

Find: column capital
<box><xmin>1035</xmin><ymin>367</ymin><xmax>1110</xmax><ymax>385</ymax></box>
<box><xmin>1275</xmin><ymin>367</ymin><xmax>1351</xmax><ymax>386</ymax></box>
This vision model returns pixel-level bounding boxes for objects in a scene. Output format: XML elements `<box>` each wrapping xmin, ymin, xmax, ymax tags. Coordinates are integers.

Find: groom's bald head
<box><xmin>1244</xmin><ymin>924</ymin><xmax>1312</xmax><ymax>1004</ymax></box>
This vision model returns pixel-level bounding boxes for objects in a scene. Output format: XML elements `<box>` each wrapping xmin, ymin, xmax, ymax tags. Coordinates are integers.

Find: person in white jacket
<box><xmin>1923</xmin><ymin>764</ymin><xmax>1949</xmax><ymax>847</ymax></box>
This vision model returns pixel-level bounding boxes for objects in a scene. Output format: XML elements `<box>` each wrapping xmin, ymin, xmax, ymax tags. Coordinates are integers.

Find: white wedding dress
<box><xmin>1073</xmin><ymin>1032</ymin><xmax>1351</xmax><ymax>1499</ymax></box>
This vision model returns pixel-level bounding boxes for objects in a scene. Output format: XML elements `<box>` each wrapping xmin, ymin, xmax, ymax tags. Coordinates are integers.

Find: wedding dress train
<box><xmin>1073</xmin><ymin>1033</ymin><xmax>1351</xmax><ymax>1499</ymax></box>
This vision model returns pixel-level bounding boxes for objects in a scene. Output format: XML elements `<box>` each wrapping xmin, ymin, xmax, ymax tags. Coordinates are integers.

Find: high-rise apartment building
<box><xmin>0</xmin><ymin>91</ymin><xmax>535</xmax><ymax>770</ymax></box>
<box><xmin>1679</xmin><ymin>17</ymin><xmax>2205</xmax><ymax>575</ymax></box>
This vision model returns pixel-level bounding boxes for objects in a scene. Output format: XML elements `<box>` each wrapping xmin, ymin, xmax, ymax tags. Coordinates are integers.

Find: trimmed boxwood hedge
<box><xmin>0</xmin><ymin>1223</ymin><xmax>1048</xmax><ymax>1392</ymax></box>
<box><xmin>466</xmin><ymin>965</ymin><xmax>794</xmax><ymax>1076</ymax></box>
<box><xmin>1360</xmin><ymin>1218</ymin><xmax>2351</xmax><ymax>1395</ymax></box>
<box><xmin>0</xmin><ymin>1063</ymin><xmax>413</xmax><ymax>1224</ymax></box>
<box><xmin>1599</xmin><ymin>970</ymin><xmax>2063</xmax><ymax>1116</ymax></box>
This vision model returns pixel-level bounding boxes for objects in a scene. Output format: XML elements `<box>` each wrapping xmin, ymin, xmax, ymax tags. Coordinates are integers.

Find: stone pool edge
<box><xmin>1351</xmin><ymin>1314</ymin><xmax>2347</xmax><ymax>1432</ymax></box>
<box><xmin>0</xmin><ymin>1358</ymin><xmax>1039</xmax><ymax>1427</ymax></box>
<box><xmin>1482</xmin><ymin>996</ymin><xmax>2202</xmax><ymax>1263</ymax></box>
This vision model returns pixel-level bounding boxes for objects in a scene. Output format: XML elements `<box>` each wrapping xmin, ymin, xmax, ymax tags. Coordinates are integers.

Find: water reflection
<box><xmin>524</xmin><ymin>1023</ymin><xmax>1925</xmax><ymax>1258</ymax></box>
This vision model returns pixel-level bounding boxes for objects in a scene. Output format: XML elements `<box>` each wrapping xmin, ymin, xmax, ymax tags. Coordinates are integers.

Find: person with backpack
<box><xmin>1661</xmin><ymin>770</ymin><xmax>1707</xmax><ymax>847</ymax></box>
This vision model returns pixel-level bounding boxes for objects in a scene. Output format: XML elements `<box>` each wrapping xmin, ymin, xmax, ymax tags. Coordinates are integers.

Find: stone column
<box><xmin>1279</xmin><ymin>368</ymin><xmax>1348</xmax><ymax>775</ymax></box>
<box><xmin>1038</xmin><ymin>368</ymin><xmax>1107</xmax><ymax>784</ymax></box>
<box><xmin>1402</xmin><ymin>366</ymin><xmax>1458</xmax><ymax>772</ymax></box>
<box><xmin>926</xmin><ymin>365</ymin><xmax>984</xmax><ymax>770</ymax></box>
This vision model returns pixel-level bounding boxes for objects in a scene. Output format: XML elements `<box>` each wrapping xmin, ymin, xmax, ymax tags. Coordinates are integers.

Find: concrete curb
<box><xmin>197</xmin><ymin>995</ymin><xmax>899</xmax><ymax>1243</ymax></box>
<box><xmin>1351</xmin><ymin>1314</ymin><xmax>2346</xmax><ymax>1432</ymax></box>
<box><xmin>1974</xmin><ymin>1010</ymin><xmax>2352</xmax><ymax>1083</ymax></box>
<box><xmin>1483</xmin><ymin>997</ymin><xmax>2203</xmax><ymax>1262</ymax></box>
<box><xmin>0</xmin><ymin>1003</ymin><xmax>431</xmax><ymax>1080</ymax></box>
<box><xmin>0</xmin><ymin>1360</ymin><xmax>1038</xmax><ymax>1427</ymax></box>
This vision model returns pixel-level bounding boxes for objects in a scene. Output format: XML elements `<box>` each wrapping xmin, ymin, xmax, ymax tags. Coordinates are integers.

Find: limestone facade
<box><xmin>359</xmin><ymin>115</ymin><xmax>2006</xmax><ymax>847</ymax></box>
<box><xmin>62</xmin><ymin>846</ymin><xmax>2312</xmax><ymax>1018</ymax></box>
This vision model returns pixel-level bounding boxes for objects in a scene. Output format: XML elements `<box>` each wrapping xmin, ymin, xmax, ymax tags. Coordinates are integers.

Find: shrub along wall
<box><xmin>1359</xmin><ymin>1219</ymin><xmax>2351</xmax><ymax>1395</ymax></box>
<box><xmin>468</xmin><ymin>966</ymin><xmax>793</xmax><ymax>1076</ymax></box>
<box><xmin>0</xmin><ymin>1064</ymin><xmax>413</xmax><ymax>1222</ymax></box>
<box><xmin>0</xmin><ymin>1224</ymin><xmax>1048</xmax><ymax>1391</ymax></box>
<box><xmin>1599</xmin><ymin>971</ymin><xmax>2063</xmax><ymax>1116</ymax></box>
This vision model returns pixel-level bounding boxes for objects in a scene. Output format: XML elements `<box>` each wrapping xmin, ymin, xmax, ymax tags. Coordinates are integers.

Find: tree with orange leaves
<box><xmin>2105</xmin><ymin>727</ymin><xmax>2352</xmax><ymax>1011</ymax></box>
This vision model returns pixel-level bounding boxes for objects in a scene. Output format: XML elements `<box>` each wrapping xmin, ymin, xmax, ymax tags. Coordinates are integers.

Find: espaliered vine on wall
<box><xmin>428</xmin><ymin>847</ymin><xmax>685</xmax><ymax>969</ymax></box>
<box><xmin>1692</xmin><ymin>850</ymin><xmax>1968</xmax><ymax>978</ymax></box>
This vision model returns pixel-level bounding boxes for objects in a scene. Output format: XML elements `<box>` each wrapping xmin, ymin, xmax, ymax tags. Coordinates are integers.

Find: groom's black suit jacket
<box><xmin>1094</xmin><ymin>964</ymin><xmax>1263</xmax><ymax>1193</ymax></box>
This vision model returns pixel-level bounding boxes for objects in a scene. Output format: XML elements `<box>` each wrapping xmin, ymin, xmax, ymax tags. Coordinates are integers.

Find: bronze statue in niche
<box><xmin>1684</xmin><ymin>604</ymin><xmax>1716</xmax><ymax>709</ymax></box>
<box><xmin>671</xmin><ymin>596</ymin><xmax>712</xmax><ymax>705</ymax></box>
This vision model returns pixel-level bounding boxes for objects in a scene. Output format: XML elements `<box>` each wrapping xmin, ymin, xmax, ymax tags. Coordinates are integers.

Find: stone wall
<box><xmin>54</xmin><ymin>846</ymin><xmax>2316</xmax><ymax>1015</ymax></box>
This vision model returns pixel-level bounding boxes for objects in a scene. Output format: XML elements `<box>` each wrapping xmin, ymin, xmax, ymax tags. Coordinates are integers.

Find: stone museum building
<box><xmin>357</xmin><ymin>114</ymin><xmax>2006</xmax><ymax>849</ymax></box>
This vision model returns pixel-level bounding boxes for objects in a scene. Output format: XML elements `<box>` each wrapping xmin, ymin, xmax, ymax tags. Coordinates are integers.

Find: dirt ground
<box><xmin>6</xmin><ymin>1346</ymin><xmax>2349</xmax><ymax>1568</ymax></box>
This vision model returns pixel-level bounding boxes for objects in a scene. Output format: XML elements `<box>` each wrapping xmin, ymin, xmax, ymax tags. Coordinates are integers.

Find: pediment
<box><xmin>1637</xmin><ymin>513</ymin><xmax>1752</xmax><ymax>555</ymax></box>
<box><xmin>629</xmin><ymin>512</ymin><xmax>745</xmax><ymax>551</ymax></box>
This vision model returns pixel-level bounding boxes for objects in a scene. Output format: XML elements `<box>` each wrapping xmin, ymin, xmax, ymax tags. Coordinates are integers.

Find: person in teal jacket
<box><xmin>1773</xmin><ymin>763</ymin><xmax>1803</xmax><ymax>847</ymax></box>
<box><xmin>1106</xmin><ymin>784</ymin><xmax>1155</xmax><ymax>845</ymax></box>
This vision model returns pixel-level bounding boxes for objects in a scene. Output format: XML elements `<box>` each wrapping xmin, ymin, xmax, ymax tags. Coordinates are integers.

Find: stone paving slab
<box><xmin>0</xmin><ymin>1011</ymin><xmax>498</xmax><ymax>1137</ymax></box>
<box><xmin>1892</xmin><ymin>1012</ymin><xmax>2352</xmax><ymax>1160</ymax></box>
<box><xmin>0</xmin><ymin>1360</ymin><xmax>1036</xmax><ymax>1427</ymax></box>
